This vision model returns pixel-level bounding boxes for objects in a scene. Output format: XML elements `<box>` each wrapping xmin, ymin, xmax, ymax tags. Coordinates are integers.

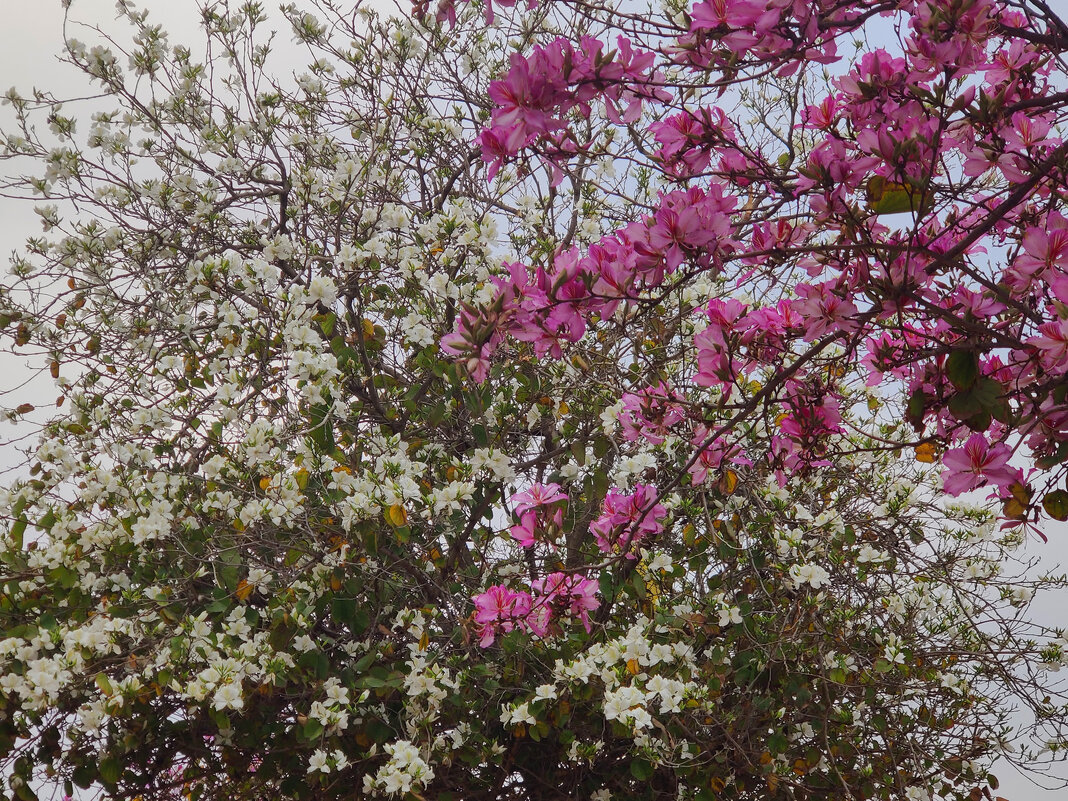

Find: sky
<box><xmin>0</xmin><ymin>1</ymin><xmax>1065</xmax><ymax>799</ymax></box>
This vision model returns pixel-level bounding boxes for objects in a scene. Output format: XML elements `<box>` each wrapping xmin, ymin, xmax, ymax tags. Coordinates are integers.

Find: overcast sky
<box><xmin>0</xmin><ymin>1</ymin><xmax>1065</xmax><ymax>798</ymax></box>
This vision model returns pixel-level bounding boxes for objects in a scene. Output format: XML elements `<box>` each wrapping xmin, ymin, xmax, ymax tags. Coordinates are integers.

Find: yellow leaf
<box><xmin>419</xmin><ymin>631</ymin><xmax>429</xmax><ymax>651</ymax></box>
<box><xmin>718</xmin><ymin>469</ymin><xmax>738</xmax><ymax>495</ymax></box>
<box><xmin>362</xmin><ymin>318</ymin><xmax>375</xmax><ymax>340</ymax></box>
<box><xmin>295</xmin><ymin>468</ymin><xmax>309</xmax><ymax>490</ymax></box>
<box><xmin>233</xmin><ymin>519</ymin><xmax>245</xmax><ymax>532</ymax></box>
<box><xmin>914</xmin><ymin>442</ymin><xmax>937</xmax><ymax>463</ymax></box>
<box><xmin>557</xmin><ymin>401</ymin><xmax>569</xmax><ymax>416</ymax></box>
<box><xmin>386</xmin><ymin>504</ymin><xmax>408</xmax><ymax>527</ymax></box>
<box><xmin>866</xmin><ymin>175</ymin><xmax>932</xmax><ymax>216</ymax></box>
<box><xmin>626</xmin><ymin>659</ymin><xmax>640</xmax><ymax>675</ymax></box>
<box><xmin>259</xmin><ymin>476</ymin><xmax>272</xmax><ymax>491</ymax></box>
<box><xmin>709</xmin><ymin>777</ymin><xmax>726</xmax><ymax>793</ymax></box>
<box><xmin>645</xmin><ymin>579</ymin><xmax>661</xmax><ymax>608</ymax></box>
<box><xmin>235</xmin><ymin>580</ymin><xmax>254</xmax><ymax>601</ymax></box>
<box><xmin>1003</xmin><ymin>497</ymin><xmax>1028</xmax><ymax>520</ymax></box>
<box><xmin>767</xmin><ymin>774</ymin><xmax>779</xmax><ymax>792</ymax></box>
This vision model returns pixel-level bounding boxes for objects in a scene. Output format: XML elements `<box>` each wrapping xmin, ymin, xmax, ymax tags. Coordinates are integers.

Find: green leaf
<box><xmin>331</xmin><ymin>596</ymin><xmax>358</xmax><ymax>627</ymax></box>
<box><xmin>9</xmin><ymin>517</ymin><xmax>26</xmax><ymax>549</ymax></box>
<box><xmin>630</xmin><ymin>759</ymin><xmax>655</xmax><ymax>780</ymax></box>
<box><xmin>949</xmin><ymin>378</ymin><xmax>1003</xmax><ymax>430</ymax></box>
<box><xmin>315</xmin><ymin>312</ymin><xmax>336</xmax><ymax>336</ymax></box>
<box><xmin>945</xmin><ymin>350</ymin><xmax>979</xmax><ymax>391</ymax></box>
<box><xmin>73</xmin><ymin>762</ymin><xmax>96</xmax><ymax>790</ymax></box>
<box><xmin>50</xmin><ymin>565</ymin><xmax>77</xmax><ymax>589</ymax></box>
<box><xmin>866</xmin><ymin>175</ymin><xmax>931</xmax><ymax>215</ymax></box>
<box><xmin>972</xmin><ymin>377</ymin><xmax>1002</xmax><ymax>407</ymax></box>
<box><xmin>95</xmin><ymin>673</ymin><xmax>113</xmax><ymax>696</ymax></box>
<box><xmin>949</xmin><ymin>391</ymin><xmax>984</xmax><ymax>420</ymax></box>
<box><xmin>301</xmin><ymin>718</ymin><xmax>324</xmax><ymax>742</ymax></box>
<box><xmin>1036</xmin><ymin>441</ymin><xmax>1068</xmax><ymax>469</ymax></box>
<box><xmin>630</xmin><ymin>571</ymin><xmax>647</xmax><ymax>600</ymax></box>
<box><xmin>767</xmin><ymin>731</ymin><xmax>789</xmax><ymax>755</ymax></box>
<box><xmin>1042</xmin><ymin>489</ymin><xmax>1068</xmax><ymax>521</ymax></box>
<box><xmin>905</xmin><ymin>389</ymin><xmax>928</xmax><ymax>431</ymax></box>
<box><xmin>308</xmin><ymin>402</ymin><xmax>335</xmax><ymax>453</ymax></box>
<box><xmin>216</xmin><ymin>560</ymin><xmax>240</xmax><ymax>593</ymax></box>
<box><xmin>99</xmin><ymin>757</ymin><xmax>121</xmax><ymax>785</ymax></box>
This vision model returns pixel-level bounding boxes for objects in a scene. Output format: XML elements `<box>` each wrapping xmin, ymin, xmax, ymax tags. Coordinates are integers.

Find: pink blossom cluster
<box><xmin>688</xmin><ymin>425</ymin><xmax>752</xmax><ymax>487</ymax></box>
<box><xmin>508</xmin><ymin>482</ymin><xmax>568</xmax><ymax>547</ymax></box>
<box><xmin>441</xmin><ymin>185</ymin><xmax>739</xmax><ymax>372</ymax></box>
<box><xmin>432</xmin><ymin>0</ymin><xmax>1068</xmax><ymax>528</ymax></box>
<box><xmin>477</xmin><ymin>35</ymin><xmax>670</xmax><ymax>183</ymax></box>
<box><xmin>619</xmin><ymin>382</ymin><xmax>686</xmax><ymax>445</ymax></box>
<box><xmin>589</xmin><ymin>484</ymin><xmax>667</xmax><ymax>558</ymax></box>
<box><xmin>471</xmin><ymin>572</ymin><xmax>599</xmax><ymax>647</ymax></box>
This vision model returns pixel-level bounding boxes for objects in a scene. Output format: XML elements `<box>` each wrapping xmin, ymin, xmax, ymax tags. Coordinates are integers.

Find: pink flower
<box><xmin>689</xmin><ymin>426</ymin><xmax>752</xmax><ymax>486</ymax></box>
<box><xmin>941</xmin><ymin>433</ymin><xmax>1018</xmax><ymax>496</ymax></box>
<box><xmin>1029</xmin><ymin>319</ymin><xmax>1068</xmax><ymax>372</ymax></box>
<box><xmin>590</xmin><ymin>484</ymin><xmax>667</xmax><ymax>557</ymax></box>
<box><xmin>512</xmin><ymin>483</ymin><xmax>568</xmax><ymax>515</ymax></box>
<box><xmin>508</xmin><ymin>484</ymin><xmax>567</xmax><ymax>547</ymax></box>
<box><xmin>472</xmin><ymin>585</ymin><xmax>534</xmax><ymax>647</ymax></box>
<box><xmin>1006</xmin><ymin>214</ymin><xmax>1068</xmax><ymax>294</ymax></box>
<box><xmin>619</xmin><ymin>382</ymin><xmax>685</xmax><ymax>445</ymax></box>
<box><xmin>531</xmin><ymin>572</ymin><xmax>600</xmax><ymax>633</ymax></box>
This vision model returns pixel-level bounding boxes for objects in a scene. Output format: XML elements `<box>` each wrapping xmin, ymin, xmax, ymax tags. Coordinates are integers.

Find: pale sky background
<box><xmin>0</xmin><ymin>1</ymin><xmax>1065</xmax><ymax>799</ymax></box>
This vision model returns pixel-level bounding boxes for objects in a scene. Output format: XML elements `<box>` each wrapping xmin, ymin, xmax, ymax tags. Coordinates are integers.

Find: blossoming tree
<box><xmin>0</xmin><ymin>1</ymin><xmax>1065</xmax><ymax>801</ymax></box>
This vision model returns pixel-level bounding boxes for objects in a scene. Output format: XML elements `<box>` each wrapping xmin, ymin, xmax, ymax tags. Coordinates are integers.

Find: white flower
<box><xmin>790</xmin><ymin>563</ymin><xmax>831</xmax><ymax>590</ymax></box>
<box><xmin>502</xmin><ymin>702</ymin><xmax>535</xmax><ymax>725</ymax></box>
<box><xmin>306</xmin><ymin>276</ymin><xmax>338</xmax><ymax>306</ymax></box>
<box><xmin>856</xmin><ymin>544</ymin><xmax>889</xmax><ymax>564</ymax></box>
<box><xmin>308</xmin><ymin>749</ymin><xmax>330</xmax><ymax>774</ymax></box>
<box><xmin>717</xmin><ymin>605</ymin><xmax>743</xmax><ymax>626</ymax></box>
<box><xmin>534</xmin><ymin>684</ymin><xmax>557</xmax><ymax>702</ymax></box>
<box><xmin>212</xmin><ymin>681</ymin><xmax>243</xmax><ymax>711</ymax></box>
<box><xmin>645</xmin><ymin>551</ymin><xmax>673</xmax><ymax>573</ymax></box>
